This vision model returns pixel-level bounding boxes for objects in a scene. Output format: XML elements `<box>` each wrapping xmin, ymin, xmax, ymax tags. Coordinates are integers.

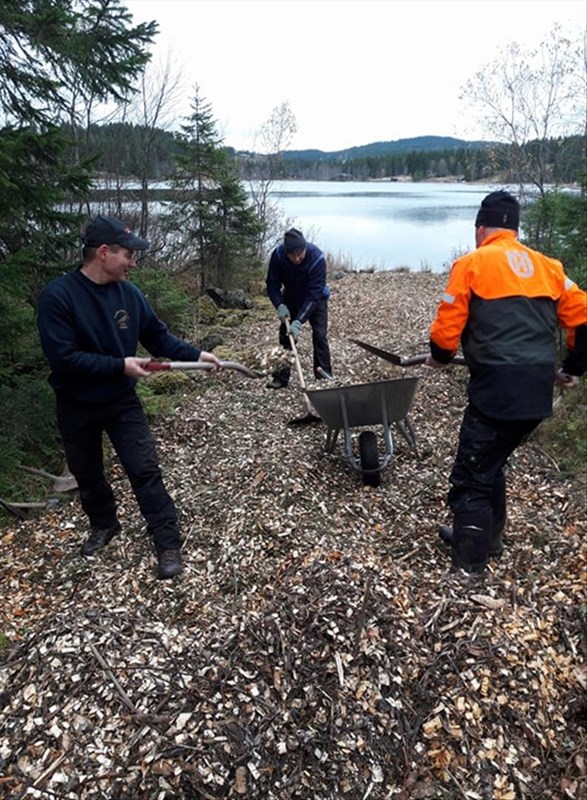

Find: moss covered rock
<box><xmin>197</xmin><ymin>295</ymin><xmax>219</xmax><ymax>325</ymax></box>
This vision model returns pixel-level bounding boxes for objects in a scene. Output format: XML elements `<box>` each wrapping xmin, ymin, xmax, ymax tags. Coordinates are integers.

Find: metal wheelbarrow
<box><xmin>305</xmin><ymin>376</ymin><xmax>419</xmax><ymax>487</ymax></box>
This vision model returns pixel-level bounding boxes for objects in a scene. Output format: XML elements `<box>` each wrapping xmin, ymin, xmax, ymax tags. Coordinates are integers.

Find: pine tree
<box><xmin>0</xmin><ymin>0</ymin><xmax>157</xmax><ymax>493</ymax></box>
<box><xmin>164</xmin><ymin>87</ymin><xmax>263</xmax><ymax>292</ymax></box>
<box><xmin>0</xmin><ymin>1</ymin><xmax>158</xmax><ymax>340</ymax></box>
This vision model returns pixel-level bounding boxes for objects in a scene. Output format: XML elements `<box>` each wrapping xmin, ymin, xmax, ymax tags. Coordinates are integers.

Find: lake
<box><xmin>263</xmin><ymin>180</ymin><xmax>500</xmax><ymax>272</ymax></box>
<box><xmin>96</xmin><ymin>178</ymin><xmax>512</xmax><ymax>272</ymax></box>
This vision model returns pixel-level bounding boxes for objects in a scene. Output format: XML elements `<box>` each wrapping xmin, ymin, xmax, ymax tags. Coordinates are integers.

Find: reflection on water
<box><xmin>93</xmin><ymin>178</ymin><xmax>512</xmax><ymax>272</ymax></box>
<box><xmin>265</xmin><ymin>180</ymin><xmax>500</xmax><ymax>271</ymax></box>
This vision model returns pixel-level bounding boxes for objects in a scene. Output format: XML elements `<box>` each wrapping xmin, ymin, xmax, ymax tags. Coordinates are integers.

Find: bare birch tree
<box><xmin>249</xmin><ymin>101</ymin><xmax>298</xmax><ymax>255</ymax></box>
<box><xmin>461</xmin><ymin>24</ymin><xmax>586</xmax><ymax>201</ymax></box>
<box><xmin>131</xmin><ymin>52</ymin><xmax>184</xmax><ymax>238</ymax></box>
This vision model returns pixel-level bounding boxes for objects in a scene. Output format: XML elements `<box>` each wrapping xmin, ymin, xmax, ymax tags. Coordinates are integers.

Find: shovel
<box><xmin>0</xmin><ymin>496</ymin><xmax>60</xmax><ymax>519</ymax></box>
<box><xmin>145</xmin><ymin>360</ymin><xmax>261</xmax><ymax>379</ymax></box>
<box><xmin>18</xmin><ymin>464</ymin><xmax>78</xmax><ymax>492</ymax></box>
<box><xmin>285</xmin><ymin>319</ymin><xmax>322</xmax><ymax>426</ymax></box>
<box><xmin>349</xmin><ymin>338</ymin><xmax>466</xmax><ymax>366</ymax></box>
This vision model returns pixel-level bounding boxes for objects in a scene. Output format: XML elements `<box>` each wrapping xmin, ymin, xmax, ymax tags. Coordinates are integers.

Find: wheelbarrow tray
<box><xmin>305</xmin><ymin>376</ymin><xmax>419</xmax><ymax>485</ymax></box>
<box><xmin>305</xmin><ymin>376</ymin><xmax>419</xmax><ymax>429</ymax></box>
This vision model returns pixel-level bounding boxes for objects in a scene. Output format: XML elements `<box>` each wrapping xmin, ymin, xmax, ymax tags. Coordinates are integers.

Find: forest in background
<box><xmin>84</xmin><ymin>123</ymin><xmax>584</xmax><ymax>185</ymax></box>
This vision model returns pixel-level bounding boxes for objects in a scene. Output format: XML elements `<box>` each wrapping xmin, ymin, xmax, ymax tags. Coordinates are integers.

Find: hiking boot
<box><xmin>438</xmin><ymin>525</ymin><xmax>504</xmax><ymax>558</ymax></box>
<box><xmin>81</xmin><ymin>522</ymin><xmax>121</xmax><ymax>556</ymax></box>
<box><xmin>266</xmin><ymin>377</ymin><xmax>288</xmax><ymax>389</ymax></box>
<box><xmin>450</xmin><ymin>524</ymin><xmax>489</xmax><ymax>573</ymax></box>
<box><xmin>157</xmin><ymin>548</ymin><xmax>184</xmax><ymax>579</ymax></box>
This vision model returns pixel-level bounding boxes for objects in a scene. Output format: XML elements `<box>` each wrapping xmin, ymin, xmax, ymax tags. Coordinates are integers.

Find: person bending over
<box><xmin>266</xmin><ymin>227</ymin><xmax>332</xmax><ymax>388</ymax></box>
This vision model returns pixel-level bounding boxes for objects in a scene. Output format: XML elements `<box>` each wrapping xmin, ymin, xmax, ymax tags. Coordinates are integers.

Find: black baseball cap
<box><xmin>82</xmin><ymin>215</ymin><xmax>150</xmax><ymax>250</ymax></box>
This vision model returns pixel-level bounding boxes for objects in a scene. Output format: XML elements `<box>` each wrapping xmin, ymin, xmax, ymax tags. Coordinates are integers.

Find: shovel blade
<box><xmin>349</xmin><ymin>338</ymin><xmax>403</xmax><ymax>364</ymax></box>
<box><xmin>350</xmin><ymin>338</ymin><xmax>466</xmax><ymax>367</ymax></box>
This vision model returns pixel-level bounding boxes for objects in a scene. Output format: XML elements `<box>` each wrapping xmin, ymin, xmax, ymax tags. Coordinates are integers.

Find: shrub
<box><xmin>0</xmin><ymin>373</ymin><xmax>60</xmax><ymax>500</ymax></box>
<box><xmin>535</xmin><ymin>384</ymin><xmax>587</xmax><ymax>476</ymax></box>
<box><xmin>523</xmin><ymin>186</ymin><xmax>587</xmax><ymax>289</ymax></box>
<box><xmin>132</xmin><ymin>265</ymin><xmax>192</xmax><ymax>333</ymax></box>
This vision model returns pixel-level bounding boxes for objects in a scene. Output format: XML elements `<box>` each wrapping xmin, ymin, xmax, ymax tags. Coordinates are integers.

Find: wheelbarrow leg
<box><xmin>378</xmin><ymin>396</ymin><xmax>394</xmax><ymax>470</ymax></box>
<box><xmin>325</xmin><ymin>427</ymin><xmax>340</xmax><ymax>453</ymax></box>
<box><xmin>340</xmin><ymin>397</ymin><xmax>360</xmax><ymax>472</ymax></box>
<box><xmin>395</xmin><ymin>417</ymin><xmax>418</xmax><ymax>449</ymax></box>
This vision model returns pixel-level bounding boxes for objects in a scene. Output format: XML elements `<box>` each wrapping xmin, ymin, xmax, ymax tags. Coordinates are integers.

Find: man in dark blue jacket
<box><xmin>265</xmin><ymin>228</ymin><xmax>332</xmax><ymax>388</ymax></box>
<box><xmin>37</xmin><ymin>215</ymin><xmax>222</xmax><ymax>579</ymax></box>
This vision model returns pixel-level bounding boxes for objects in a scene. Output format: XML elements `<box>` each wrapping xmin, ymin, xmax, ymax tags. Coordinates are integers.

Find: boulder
<box><xmin>198</xmin><ymin>333</ymin><xmax>223</xmax><ymax>352</ymax></box>
<box><xmin>206</xmin><ymin>287</ymin><xmax>253</xmax><ymax>310</ymax></box>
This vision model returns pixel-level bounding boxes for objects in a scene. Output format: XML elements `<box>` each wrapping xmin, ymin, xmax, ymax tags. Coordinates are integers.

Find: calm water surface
<box><xmin>265</xmin><ymin>180</ymin><xmax>500</xmax><ymax>272</ymax></box>
<box><xmin>104</xmin><ymin>178</ymin><xmax>508</xmax><ymax>273</ymax></box>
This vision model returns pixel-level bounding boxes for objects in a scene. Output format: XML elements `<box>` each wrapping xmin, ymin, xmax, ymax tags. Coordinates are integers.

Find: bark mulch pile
<box><xmin>1</xmin><ymin>271</ymin><xmax>585</xmax><ymax>800</ymax></box>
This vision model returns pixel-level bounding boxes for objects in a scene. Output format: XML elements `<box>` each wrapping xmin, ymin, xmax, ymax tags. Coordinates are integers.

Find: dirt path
<box><xmin>1</xmin><ymin>271</ymin><xmax>585</xmax><ymax>799</ymax></box>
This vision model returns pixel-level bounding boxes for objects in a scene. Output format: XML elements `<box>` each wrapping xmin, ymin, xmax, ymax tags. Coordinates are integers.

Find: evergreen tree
<box><xmin>0</xmin><ymin>0</ymin><xmax>158</xmax><ymax>360</ymax></box>
<box><xmin>164</xmin><ymin>87</ymin><xmax>263</xmax><ymax>292</ymax></box>
<box><xmin>0</xmin><ymin>0</ymin><xmax>157</xmax><ymax>493</ymax></box>
<box><xmin>523</xmin><ymin>182</ymin><xmax>587</xmax><ymax>288</ymax></box>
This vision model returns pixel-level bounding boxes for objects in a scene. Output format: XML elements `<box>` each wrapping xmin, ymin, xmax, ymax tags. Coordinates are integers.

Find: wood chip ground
<box><xmin>1</xmin><ymin>271</ymin><xmax>585</xmax><ymax>800</ymax></box>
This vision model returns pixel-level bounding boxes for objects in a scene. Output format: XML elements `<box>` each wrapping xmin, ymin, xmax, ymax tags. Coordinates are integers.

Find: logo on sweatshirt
<box><xmin>115</xmin><ymin>309</ymin><xmax>129</xmax><ymax>330</ymax></box>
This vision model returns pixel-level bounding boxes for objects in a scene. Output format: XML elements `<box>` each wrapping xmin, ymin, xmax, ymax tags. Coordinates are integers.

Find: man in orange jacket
<box><xmin>427</xmin><ymin>190</ymin><xmax>586</xmax><ymax>572</ymax></box>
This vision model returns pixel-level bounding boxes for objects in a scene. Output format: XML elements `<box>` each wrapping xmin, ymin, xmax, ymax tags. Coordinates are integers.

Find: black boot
<box><xmin>266</xmin><ymin>366</ymin><xmax>290</xmax><ymax>389</ymax></box>
<box><xmin>438</xmin><ymin>524</ymin><xmax>504</xmax><ymax>558</ymax></box>
<box><xmin>81</xmin><ymin>521</ymin><xmax>121</xmax><ymax>556</ymax></box>
<box><xmin>450</xmin><ymin>511</ymin><xmax>492</xmax><ymax>573</ymax></box>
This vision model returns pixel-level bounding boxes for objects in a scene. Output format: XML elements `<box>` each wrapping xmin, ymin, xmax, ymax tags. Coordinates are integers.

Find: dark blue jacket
<box><xmin>266</xmin><ymin>242</ymin><xmax>330</xmax><ymax>323</ymax></box>
<box><xmin>37</xmin><ymin>268</ymin><xmax>201</xmax><ymax>403</ymax></box>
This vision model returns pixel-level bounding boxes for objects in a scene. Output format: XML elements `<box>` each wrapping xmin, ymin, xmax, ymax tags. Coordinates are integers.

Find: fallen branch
<box><xmin>0</xmin><ymin>498</ymin><xmax>27</xmax><ymax>519</ymax></box>
<box><xmin>0</xmin><ymin>497</ymin><xmax>60</xmax><ymax>518</ymax></box>
<box><xmin>83</xmin><ymin>632</ymin><xmax>139</xmax><ymax>715</ymax></box>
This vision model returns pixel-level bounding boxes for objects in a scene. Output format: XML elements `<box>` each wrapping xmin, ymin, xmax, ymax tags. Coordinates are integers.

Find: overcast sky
<box><xmin>124</xmin><ymin>0</ymin><xmax>586</xmax><ymax>152</ymax></box>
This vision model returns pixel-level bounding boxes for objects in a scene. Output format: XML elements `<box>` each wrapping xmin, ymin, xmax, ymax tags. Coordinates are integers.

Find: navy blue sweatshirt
<box><xmin>37</xmin><ymin>268</ymin><xmax>201</xmax><ymax>403</ymax></box>
<box><xmin>266</xmin><ymin>243</ymin><xmax>330</xmax><ymax>322</ymax></box>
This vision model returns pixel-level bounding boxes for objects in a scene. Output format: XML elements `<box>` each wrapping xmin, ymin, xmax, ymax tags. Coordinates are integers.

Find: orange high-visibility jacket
<box><xmin>430</xmin><ymin>230</ymin><xmax>587</xmax><ymax>420</ymax></box>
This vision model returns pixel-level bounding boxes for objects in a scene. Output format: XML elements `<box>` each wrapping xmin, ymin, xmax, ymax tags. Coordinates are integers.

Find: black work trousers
<box><xmin>448</xmin><ymin>402</ymin><xmax>542</xmax><ymax>551</ymax></box>
<box><xmin>273</xmin><ymin>300</ymin><xmax>332</xmax><ymax>385</ymax></box>
<box><xmin>56</xmin><ymin>391</ymin><xmax>180</xmax><ymax>552</ymax></box>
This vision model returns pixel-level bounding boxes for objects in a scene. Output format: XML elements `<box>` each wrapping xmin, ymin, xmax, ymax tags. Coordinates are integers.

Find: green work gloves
<box><xmin>289</xmin><ymin>319</ymin><xmax>302</xmax><ymax>340</ymax></box>
<box><xmin>277</xmin><ymin>303</ymin><xmax>290</xmax><ymax>322</ymax></box>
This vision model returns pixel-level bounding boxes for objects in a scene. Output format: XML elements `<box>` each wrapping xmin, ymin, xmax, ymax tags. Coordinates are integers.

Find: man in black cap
<box><xmin>265</xmin><ymin>227</ymin><xmax>332</xmax><ymax>388</ymax></box>
<box><xmin>426</xmin><ymin>190</ymin><xmax>586</xmax><ymax>573</ymax></box>
<box><xmin>37</xmin><ymin>215</ymin><xmax>222</xmax><ymax>579</ymax></box>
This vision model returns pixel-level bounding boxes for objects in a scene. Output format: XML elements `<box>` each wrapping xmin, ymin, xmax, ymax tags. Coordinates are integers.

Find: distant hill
<box><xmin>277</xmin><ymin>136</ymin><xmax>489</xmax><ymax>162</ymax></box>
<box><xmin>232</xmin><ymin>135</ymin><xmax>495</xmax><ymax>182</ymax></box>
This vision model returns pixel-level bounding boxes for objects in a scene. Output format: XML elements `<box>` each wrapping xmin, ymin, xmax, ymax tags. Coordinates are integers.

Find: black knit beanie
<box><xmin>284</xmin><ymin>228</ymin><xmax>306</xmax><ymax>253</ymax></box>
<box><xmin>475</xmin><ymin>190</ymin><xmax>520</xmax><ymax>230</ymax></box>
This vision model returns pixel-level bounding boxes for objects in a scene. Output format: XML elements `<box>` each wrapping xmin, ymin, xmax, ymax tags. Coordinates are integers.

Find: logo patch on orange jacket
<box><xmin>506</xmin><ymin>250</ymin><xmax>534</xmax><ymax>278</ymax></box>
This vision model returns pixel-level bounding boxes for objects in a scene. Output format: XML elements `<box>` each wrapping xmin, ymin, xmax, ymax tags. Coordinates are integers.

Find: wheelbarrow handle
<box><xmin>400</xmin><ymin>354</ymin><xmax>467</xmax><ymax>366</ymax></box>
<box><xmin>145</xmin><ymin>361</ymin><xmax>261</xmax><ymax>379</ymax></box>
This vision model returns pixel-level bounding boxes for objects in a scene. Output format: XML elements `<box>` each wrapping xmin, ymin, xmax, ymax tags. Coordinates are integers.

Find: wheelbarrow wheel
<box><xmin>359</xmin><ymin>431</ymin><xmax>381</xmax><ymax>487</ymax></box>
